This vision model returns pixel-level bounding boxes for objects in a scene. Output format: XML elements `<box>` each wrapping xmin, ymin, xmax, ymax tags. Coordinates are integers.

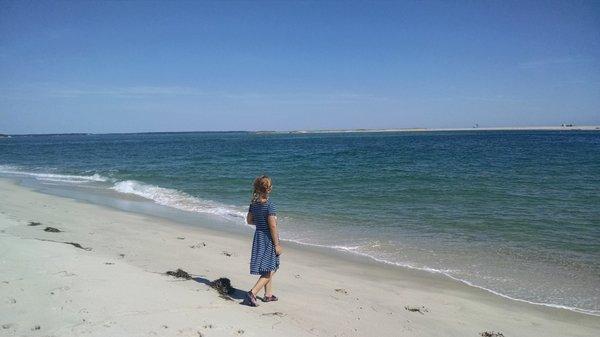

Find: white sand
<box><xmin>0</xmin><ymin>178</ymin><xmax>598</xmax><ymax>337</ymax></box>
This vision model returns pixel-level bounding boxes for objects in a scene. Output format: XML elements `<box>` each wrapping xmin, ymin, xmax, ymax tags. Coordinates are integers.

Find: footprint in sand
<box><xmin>54</xmin><ymin>271</ymin><xmax>76</xmax><ymax>277</ymax></box>
<box><xmin>51</xmin><ymin>286</ymin><xmax>71</xmax><ymax>294</ymax></box>
<box><xmin>334</xmin><ymin>288</ymin><xmax>349</xmax><ymax>295</ymax></box>
<box><xmin>102</xmin><ymin>321</ymin><xmax>115</xmax><ymax>328</ymax></box>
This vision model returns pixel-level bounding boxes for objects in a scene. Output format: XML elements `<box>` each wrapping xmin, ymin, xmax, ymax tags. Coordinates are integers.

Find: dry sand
<box><xmin>0</xmin><ymin>178</ymin><xmax>598</xmax><ymax>337</ymax></box>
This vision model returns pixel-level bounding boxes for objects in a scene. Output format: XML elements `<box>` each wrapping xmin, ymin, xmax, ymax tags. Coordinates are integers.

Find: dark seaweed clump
<box><xmin>210</xmin><ymin>277</ymin><xmax>234</xmax><ymax>297</ymax></box>
<box><xmin>404</xmin><ymin>305</ymin><xmax>429</xmax><ymax>314</ymax></box>
<box><xmin>480</xmin><ymin>332</ymin><xmax>504</xmax><ymax>337</ymax></box>
<box><xmin>166</xmin><ymin>268</ymin><xmax>192</xmax><ymax>279</ymax></box>
<box><xmin>44</xmin><ymin>227</ymin><xmax>61</xmax><ymax>233</ymax></box>
<box><xmin>65</xmin><ymin>242</ymin><xmax>92</xmax><ymax>251</ymax></box>
<box><xmin>28</xmin><ymin>221</ymin><xmax>42</xmax><ymax>226</ymax></box>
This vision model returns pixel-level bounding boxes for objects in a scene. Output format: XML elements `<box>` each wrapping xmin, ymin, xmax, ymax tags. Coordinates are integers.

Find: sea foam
<box><xmin>0</xmin><ymin>165</ymin><xmax>108</xmax><ymax>184</ymax></box>
<box><xmin>111</xmin><ymin>180</ymin><xmax>246</xmax><ymax>220</ymax></box>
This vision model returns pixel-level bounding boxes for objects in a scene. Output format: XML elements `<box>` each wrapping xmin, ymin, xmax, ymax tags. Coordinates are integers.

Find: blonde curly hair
<box><xmin>252</xmin><ymin>175</ymin><xmax>272</xmax><ymax>202</ymax></box>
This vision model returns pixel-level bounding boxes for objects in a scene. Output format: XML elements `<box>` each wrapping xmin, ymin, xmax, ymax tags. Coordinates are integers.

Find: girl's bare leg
<box><xmin>263</xmin><ymin>271</ymin><xmax>276</xmax><ymax>297</ymax></box>
<box><xmin>250</xmin><ymin>272</ymin><xmax>271</xmax><ymax>296</ymax></box>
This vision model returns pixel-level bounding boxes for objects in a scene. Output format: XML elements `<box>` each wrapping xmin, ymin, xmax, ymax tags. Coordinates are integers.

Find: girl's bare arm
<box><xmin>246</xmin><ymin>212</ymin><xmax>254</xmax><ymax>225</ymax></box>
<box><xmin>268</xmin><ymin>215</ymin><xmax>282</xmax><ymax>255</ymax></box>
<box><xmin>268</xmin><ymin>215</ymin><xmax>279</xmax><ymax>244</ymax></box>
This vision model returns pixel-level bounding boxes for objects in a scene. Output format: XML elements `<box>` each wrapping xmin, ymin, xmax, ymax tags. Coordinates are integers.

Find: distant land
<box><xmin>1</xmin><ymin>125</ymin><xmax>599</xmax><ymax>136</ymax></box>
<box><xmin>265</xmin><ymin>125</ymin><xmax>600</xmax><ymax>134</ymax></box>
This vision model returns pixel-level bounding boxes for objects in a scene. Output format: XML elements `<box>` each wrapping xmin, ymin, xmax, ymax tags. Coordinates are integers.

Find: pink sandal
<box><xmin>262</xmin><ymin>295</ymin><xmax>278</xmax><ymax>302</ymax></box>
<box><xmin>243</xmin><ymin>291</ymin><xmax>259</xmax><ymax>307</ymax></box>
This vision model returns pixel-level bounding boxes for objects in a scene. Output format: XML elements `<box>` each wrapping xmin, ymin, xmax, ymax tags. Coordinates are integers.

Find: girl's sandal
<box><xmin>262</xmin><ymin>294</ymin><xmax>278</xmax><ymax>302</ymax></box>
<box><xmin>243</xmin><ymin>291</ymin><xmax>259</xmax><ymax>307</ymax></box>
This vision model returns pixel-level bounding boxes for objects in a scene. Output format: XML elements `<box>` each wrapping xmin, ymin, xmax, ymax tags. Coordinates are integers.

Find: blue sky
<box><xmin>1</xmin><ymin>1</ymin><xmax>599</xmax><ymax>134</ymax></box>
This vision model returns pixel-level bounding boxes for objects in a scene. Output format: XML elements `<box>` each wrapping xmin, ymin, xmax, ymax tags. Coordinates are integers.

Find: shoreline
<box><xmin>1</xmin><ymin>177</ymin><xmax>599</xmax><ymax>336</ymax></box>
<box><xmin>10</xmin><ymin>173</ymin><xmax>599</xmax><ymax>316</ymax></box>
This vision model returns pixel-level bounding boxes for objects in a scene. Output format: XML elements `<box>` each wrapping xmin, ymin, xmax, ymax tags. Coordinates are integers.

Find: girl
<box><xmin>243</xmin><ymin>175</ymin><xmax>282</xmax><ymax>307</ymax></box>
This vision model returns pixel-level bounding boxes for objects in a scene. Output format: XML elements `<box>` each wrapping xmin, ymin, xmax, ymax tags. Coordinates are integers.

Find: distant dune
<box><xmin>270</xmin><ymin>125</ymin><xmax>600</xmax><ymax>134</ymax></box>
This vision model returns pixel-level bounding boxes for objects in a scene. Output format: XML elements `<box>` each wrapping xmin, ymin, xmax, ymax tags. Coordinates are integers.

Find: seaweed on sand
<box><xmin>404</xmin><ymin>305</ymin><xmax>429</xmax><ymax>314</ymax></box>
<box><xmin>28</xmin><ymin>221</ymin><xmax>42</xmax><ymax>226</ymax></box>
<box><xmin>166</xmin><ymin>268</ymin><xmax>192</xmax><ymax>280</ymax></box>
<box><xmin>65</xmin><ymin>242</ymin><xmax>92</xmax><ymax>251</ymax></box>
<box><xmin>261</xmin><ymin>312</ymin><xmax>286</xmax><ymax>317</ymax></box>
<box><xmin>210</xmin><ymin>277</ymin><xmax>234</xmax><ymax>299</ymax></box>
<box><xmin>480</xmin><ymin>332</ymin><xmax>504</xmax><ymax>337</ymax></box>
<box><xmin>44</xmin><ymin>227</ymin><xmax>61</xmax><ymax>232</ymax></box>
<box><xmin>32</xmin><ymin>238</ymin><xmax>91</xmax><ymax>251</ymax></box>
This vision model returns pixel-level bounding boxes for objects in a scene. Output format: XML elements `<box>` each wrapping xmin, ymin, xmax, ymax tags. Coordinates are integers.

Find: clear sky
<box><xmin>1</xmin><ymin>1</ymin><xmax>599</xmax><ymax>134</ymax></box>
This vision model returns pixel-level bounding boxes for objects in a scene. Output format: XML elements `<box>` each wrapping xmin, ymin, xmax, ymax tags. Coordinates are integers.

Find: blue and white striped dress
<box><xmin>249</xmin><ymin>200</ymin><xmax>280</xmax><ymax>275</ymax></box>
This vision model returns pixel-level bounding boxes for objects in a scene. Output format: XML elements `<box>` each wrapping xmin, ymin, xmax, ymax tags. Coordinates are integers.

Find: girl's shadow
<box><xmin>192</xmin><ymin>276</ymin><xmax>247</xmax><ymax>301</ymax></box>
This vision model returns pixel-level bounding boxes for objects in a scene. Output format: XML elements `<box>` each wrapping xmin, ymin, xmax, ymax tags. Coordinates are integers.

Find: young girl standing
<box><xmin>244</xmin><ymin>175</ymin><xmax>282</xmax><ymax>307</ymax></box>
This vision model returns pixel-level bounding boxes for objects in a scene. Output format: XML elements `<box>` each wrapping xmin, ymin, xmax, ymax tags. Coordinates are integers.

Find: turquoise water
<box><xmin>1</xmin><ymin>130</ymin><xmax>599</xmax><ymax>313</ymax></box>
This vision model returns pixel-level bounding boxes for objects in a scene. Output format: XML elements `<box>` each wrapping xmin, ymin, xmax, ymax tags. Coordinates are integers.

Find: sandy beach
<box><xmin>0</xmin><ymin>177</ymin><xmax>598</xmax><ymax>337</ymax></box>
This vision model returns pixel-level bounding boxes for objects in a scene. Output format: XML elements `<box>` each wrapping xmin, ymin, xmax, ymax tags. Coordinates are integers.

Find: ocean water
<box><xmin>1</xmin><ymin>130</ymin><xmax>599</xmax><ymax>314</ymax></box>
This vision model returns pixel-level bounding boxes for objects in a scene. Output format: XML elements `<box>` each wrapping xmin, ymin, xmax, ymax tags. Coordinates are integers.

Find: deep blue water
<box><xmin>1</xmin><ymin>130</ymin><xmax>599</xmax><ymax>313</ymax></box>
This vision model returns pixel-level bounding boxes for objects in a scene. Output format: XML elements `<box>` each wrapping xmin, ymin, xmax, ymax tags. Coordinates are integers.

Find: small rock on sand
<box><xmin>335</xmin><ymin>288</ymin><xmax>349</xmax><ymax>295</ymax></box>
